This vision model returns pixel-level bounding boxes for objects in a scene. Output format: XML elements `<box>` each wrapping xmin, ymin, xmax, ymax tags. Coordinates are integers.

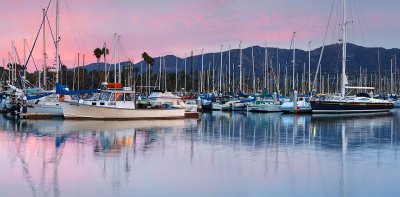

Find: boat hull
<box><xmin>211</xmin><ymin>103</ymin><xmax>223</xmax><ymax>110</ymax></box>
<box><xmin>279</xmin><ymin>100</ymin><xmax>312</xmax><ymax>114</ymax></box>
<box><xmin>27</xmin><ymin>103</ymin><xmax>63</xmax><ymax>117</ymax></box>
<box><xmin>280</xmin><ymin>107</ymin><xmax>312</xmax><ymax>114</ymax></box>
<box><xmin>61</xmin><ymin>102</ymin><xmax>185</xmax><ymax>120</ymax></box>
<box><xmin>249</xmin><ymin>105</ymin><xmax>281</xmax><ymax>113</ymax></box>
<box><xmin>310</xmin><ymin>100</ymin><xmax>394</xmax><ymax>113</ymax></box>
<box><xmin>231</xmin><ymin>103</ymin><xmax>247</xmax><ymax>111</ymax></box>
<box><xmin>201</xmin><ymin>103</ymin><xmax>213</xmax><ymax>111</ymax></box>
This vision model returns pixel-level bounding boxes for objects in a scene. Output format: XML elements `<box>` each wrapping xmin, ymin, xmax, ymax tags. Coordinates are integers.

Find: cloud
<box><xmin>0</xmin><ymin>0</ymin><xmax>398</xmax><ymax>72</ymax></box>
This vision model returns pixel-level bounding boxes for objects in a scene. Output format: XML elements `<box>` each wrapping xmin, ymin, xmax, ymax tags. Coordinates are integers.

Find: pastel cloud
<box><xmin>0</xmin><ymin>0</ymin><xmax>398</xmax><ymax>72</ymax></box>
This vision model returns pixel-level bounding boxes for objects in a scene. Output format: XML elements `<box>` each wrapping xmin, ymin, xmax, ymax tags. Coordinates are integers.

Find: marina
<box><xmin>0</xmin><ymin>0</ymin><xmax>400</xmax><ymax>196</ymax></box>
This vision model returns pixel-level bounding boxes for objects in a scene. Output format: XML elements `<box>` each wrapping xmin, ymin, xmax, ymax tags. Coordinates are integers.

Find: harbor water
<box><xmin>1</xmin><ymin>110</ymin><xmax>400</xmax><ymax>196</ymax></box>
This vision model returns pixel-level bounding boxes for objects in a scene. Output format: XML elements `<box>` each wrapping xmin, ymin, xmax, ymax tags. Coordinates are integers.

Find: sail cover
<box><xmin>56</xmin><ymin>83</ymin><xmax>98</xmax><ymax>95</ymax></box>
<box><xmin>26</xmin><ymin>92</ymin><xmax>53</xmax><ymax>100</ymax></box>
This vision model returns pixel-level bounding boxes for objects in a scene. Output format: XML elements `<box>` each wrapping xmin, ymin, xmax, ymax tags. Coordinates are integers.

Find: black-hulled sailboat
<box><xmin>310</xmin><ymin>0</ymin><xmax>393</xmax><ymax>113</ymax></box>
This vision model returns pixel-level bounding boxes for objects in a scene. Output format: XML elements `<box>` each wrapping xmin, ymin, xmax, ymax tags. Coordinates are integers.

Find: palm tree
<box><xmin>141</xmin><ymin>52</ymin><xmax>154</xmax><ymax>65</ymax></box>
<box><xmin>142</xmin><ymin>52</ymin><xmax>154</xmax><ymax>94</ymax></box>
<box><xmin>93</xmin><ymin>48</ymin><xmax>102</xmax><ymax>63</ymax></box>
<box><xmin>61</xmin><ymin>64</ymin><xmax>68</xmax><ymax>85</ymax></box>
<box><xmin>102</xmin><ymin>47</ymin><xmax>109</xmax><ymax>56</ymax></box>
<box><xmin>93</xmin><ymin>48</ymin><xmax>102</xmax><ymax>86</ymax></box>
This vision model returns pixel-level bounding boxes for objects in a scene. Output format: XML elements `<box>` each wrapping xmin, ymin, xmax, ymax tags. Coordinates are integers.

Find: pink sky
<box><xmin>0</xmin><ymin>0</ymin><xmax>398</xmax><ymax>71</ymax></box>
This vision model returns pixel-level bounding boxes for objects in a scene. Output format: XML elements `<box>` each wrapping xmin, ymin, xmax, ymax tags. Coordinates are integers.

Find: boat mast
<box><xmin>104</xmin><ymin>42</ymin><xmax>107</xmax><ymax>84</ymax></box>
<box><xmin>43</xmin><ymin>9</ymin><xmax>47</xmax><ymax>89</ymax></box>
<box><xmin>23</xmin><ymin>38</ymin><xmax>26</xmax><ymax>88</ymax></box>
<box><xmin>303</xmin><ymin>62</ymin><xmax>306</xmax><ymax>93</ymax></box>
<box><xmin>190</xmin><ymin>51</ymin><xmax>194</xmax><ymax>92</ymax></box>
<box><xmin>341</xmin><ymin>0</ymin><xmax>347</xmax><ymax>96</ymax></box>
<box><xmin>219</xmin><ymin>45</ymin><xmax>223</xmax><ymax>93</ymax></box>
<box><xmin>308</xmin><ymin>41</ymin><xmax>311</xmax><ymax>93</ymax></box>
<box><xmin>118</xmin><ymin>36</ymin><xmax>121</xmax><ymax>83</ymax></box>
<box><xmin>292</xmin><ymin>32</ymin><xmax>296</xmax><ymax>91</ymax></box>
<box><xmin>175</xmin><ymin>56</ymin><xmax>178</xmax><ymax>93</ymax></box>
<box><xmin>391</xmin><ymin>58</ymin><xmax>394</xmax><ymax>93</ymax></box>
<box><xmin>232</xmin><ymin>62</ymin><xmax>235</xmax><ymax>92</ymax></box>
<box><xmin>277</xmin><ymin>47</ymin><xmax>280</xmax><ymax>91</ymax></box>
<box><xmin>83</xmin><ymin>54</ymin><xmax>85</xmax><ymax>89</ymax></box>
<box><xmin>208</xmin><ymin>63</ymin><xmax>211</xmax><ymax>92</ymax></box>
<box><xmin>55</xmin><ymin>0</ymin><xmax>60</xmax><ymax>84</ymax></box>
<box><xmin>252</xmin><ymin>46</ymin><xmax>255</xmax><ymax>93</ymax></box>
<box><xmin>395</xmin><ymin>54</ymin><xmax>397</xmax><ymax>94</ymax></box>
<box><xmin>201</xmin><ymin>48</ymin><xmax>204</xmax><ymax>93</ymax></box>
<box><xmin>114</xmin><ymin>35</ymin><xmax>117</xmax><ymax>84</ymax></box>
<box><xmin>228</xmin><ymin>45</ymin><xmax>231</xmax><ymax>93</ymax></box>
<box><xmin>140</xmin><ymin>62</ymin><xmax>142</xmax><ymax>92</ymax></box>
<box><xmin>378</xmin><ymin>50</ymin><xmax>381</xmax><ymax>93</ymax></box>
<box><xmin>164</xmin><ymin>57</ymin><xmax>166</xmax><ymax>91</ymax></box>
<box><xmin>239</xmin><ymin>42</ymin><xmax>242</xmax><ymax>92</ymax></box>
<box><xmin>264</xmin><ymin>42</ymin><xmax>268</xmax><ymax>92</ymax></box>
<box><xmin>184</xmin><ymin>53</ymin><xmax>187</xmax><ymax>91</ymax></box>
<box><xmin>77</xmin><ymin>53</ymin><xmax>80</xmax><ymax>90</ymax></box>
<box><xmin>7</xmin><ymin>52</ymin><xmax>10</xmax><ymax>83</ymax></box>
<box><xmin>12</xmin><ymin>41</ymin><xmax>15</xmax><ymax>85</ymax></box>
<box><xmin>212</xmin><ymin>54</ymin><xmax>215</xmax><ymax>92</ymax></box>
<box><xmin>159</xmin><ymin>56</ymin><xmax>161</xmax><ymax>89</ymax></box>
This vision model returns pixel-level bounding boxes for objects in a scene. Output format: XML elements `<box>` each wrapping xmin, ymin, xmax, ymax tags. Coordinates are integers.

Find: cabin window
<box><xmin>99</xmin><ymin>92</ymin><xmax>111</xmax><ymax>101</ymax></box>
<box><xmin>110</xmin><ymin>93</ymin><xmax>115</xmax><ymax>101</ymax></box>
<box><xmin>116</xmin><ymin>93</ymin><xmax>124</xmax><ymax>101</ymax></box>
<box><xmin>125</xmin><ymin>93</ymin><xmax>134</xmax><ymax>101</ymax></box>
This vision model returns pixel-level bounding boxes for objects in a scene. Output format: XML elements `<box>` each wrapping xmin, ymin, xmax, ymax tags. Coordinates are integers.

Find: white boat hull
<box><xmin>61</xmin><ymin>102</ymin><xmax>185</xmax><ymax>120</ymax></box>
<box><xmin>27</xmin><ymin>103</ymin><xmax>63</xmax><ymax>117</ymax></box>
<box><xmin>231</xmin><ymin>103</ymin><xmax>247</xmax><ymax>111</ymax></box>
<box><xmin>211</xmin><ymin>103</ymin><xmax>223</xmax><ymax>110</ymax></box>
<box><xmin>249</xmin><ymin>105</ymin><xmax>281</xmax><ymax>112</ymax></box>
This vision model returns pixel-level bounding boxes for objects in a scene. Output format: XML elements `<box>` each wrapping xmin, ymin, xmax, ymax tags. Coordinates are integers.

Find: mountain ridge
<box><xmin>76</xmin><ymin>43</ymin><xmax>400</xmax><ymax>78</ymax></box>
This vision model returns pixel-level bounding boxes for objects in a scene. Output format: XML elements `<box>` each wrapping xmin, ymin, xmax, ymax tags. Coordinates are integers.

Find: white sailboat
<box><xmin>26</xmin><ymin>92</ymin><xmax>63</xmax><ymax>117</ymax></box>
<box><xmin>247</xmin><ymin>100</ymin><xmax>281</xmax><ymax>112</ymax></box>
<box><xmin>279</xmin><ymin>96</ymin><xmax>312</xmax><ymax>113</ymax></box>
<box><xmin>23</xmin><ymin>0</ymin><xmax>64</xmax><ymax>117</ymax></box>
<box><xmin>246</xmin><ymin>93</ymin><xmax>281</xmax><ymax>112</ymax></box>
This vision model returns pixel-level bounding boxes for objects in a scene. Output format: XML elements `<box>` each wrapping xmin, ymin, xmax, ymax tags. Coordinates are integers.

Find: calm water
<box><xmin>1</xmin><ymin>110</ymin><xmax>400</xmax><ymax>197</ymax></box>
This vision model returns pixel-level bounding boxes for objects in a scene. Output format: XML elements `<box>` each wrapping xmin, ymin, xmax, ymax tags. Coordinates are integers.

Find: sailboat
<box><xmin>246</xmin><ymin>92</ymin><xmax>281</xmax><ymax>112</ymax></box>
<box><xmin>279</xmin><ymin>33</ymin><xmax>312</xmax><ymax>114</ymax></box>
<box><xmin>24</xmin><ymin>0</ymin><xmax>100</xmax><ymax>117</ymax></box>
<box><xmin>22</xmin><ymin>0</ymin><xmax>64</xmax><ymax>117</ymax></box>
<box><xmin>310</xmin><ymin>0</ymin><xmax>393</xmax><ymax>113</ymax></box>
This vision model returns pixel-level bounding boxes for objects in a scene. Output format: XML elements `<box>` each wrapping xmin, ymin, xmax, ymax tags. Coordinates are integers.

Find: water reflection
<box><xmin>0</xmin><ymin>110</ymin><xmax>399</xmax><ymax>196</ymax></box>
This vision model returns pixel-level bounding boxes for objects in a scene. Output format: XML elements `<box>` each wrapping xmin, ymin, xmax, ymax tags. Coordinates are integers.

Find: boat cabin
<box><xmin>82</xmin><ymin>89</ymin><xmax>135</xmax><ymax>109</ymax></box>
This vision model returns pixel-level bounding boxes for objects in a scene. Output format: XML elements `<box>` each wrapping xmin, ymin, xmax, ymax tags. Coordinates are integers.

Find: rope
<box><xmin>312</xmin><ymin>0</ymin><xmax>336</xmax><ymax>91</ymax></box>
<box><xmin>64</xmin><ymin>0</ymin><xmax>86</xmax><ymax>54</ymax></box>
<box><xmin>23</xmin><ymin>0</ymin><xmax>53</xmax><ymax>80</ymax></box>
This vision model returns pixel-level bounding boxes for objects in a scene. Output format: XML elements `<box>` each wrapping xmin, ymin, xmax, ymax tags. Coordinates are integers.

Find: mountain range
<box><xmin>78</xmin><ymin>43</ymin><xmax>400</xmax><ymax>78</ymax></box>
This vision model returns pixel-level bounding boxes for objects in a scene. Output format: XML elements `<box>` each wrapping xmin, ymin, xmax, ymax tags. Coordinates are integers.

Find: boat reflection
<box><xmin>0</xmin><ymin>117</ymin><xmax>198</xmax><ymax>197</ymax></box>
<box><xmin>0</xmin><ymin>110</ymin><xmax>399</xmax><ymax>196</ymax></box>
